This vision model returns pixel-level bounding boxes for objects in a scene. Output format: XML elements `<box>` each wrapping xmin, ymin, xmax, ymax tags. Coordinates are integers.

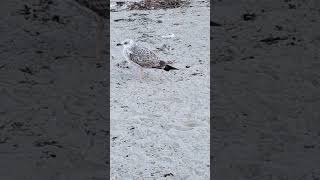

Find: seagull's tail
<box><xmin>164</xmin><ymin>65</ymin><xmax>178</xmax><ymax>71</ymax></box>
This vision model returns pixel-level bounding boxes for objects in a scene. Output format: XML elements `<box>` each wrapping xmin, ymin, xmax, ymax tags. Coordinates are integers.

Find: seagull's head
<box><xmin>117</xmin><ymin>39</ymin><xmax>134</xmax><ymax>47</ymax></box>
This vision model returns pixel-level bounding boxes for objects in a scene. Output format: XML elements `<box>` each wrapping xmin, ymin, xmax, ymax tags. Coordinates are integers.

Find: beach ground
<box><xmin>110</xmin><ymin>0</ymin><xmax>210</xmax><ymax>179</ymax></box>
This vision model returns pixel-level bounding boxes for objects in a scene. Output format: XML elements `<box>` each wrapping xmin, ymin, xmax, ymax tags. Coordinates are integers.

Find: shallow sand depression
<box><xmin>110</xmin><ymin>0</ymin><xmax>210</xmax><ymax>179</ymax></box>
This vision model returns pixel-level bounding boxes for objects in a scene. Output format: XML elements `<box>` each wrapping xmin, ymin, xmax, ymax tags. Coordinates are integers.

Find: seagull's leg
<box><xmin>96</xmin><ymin>14</ymin><xmax>104</xmax><ymax>62</ymax></box>
<box><xmin>160</xmin><ymin>69</ymin><xmax>164</xmax><ymax>81</ymax></box>
<box><xmin>139</xmin><ymin>67</ymin><xmax>144</xmax><ymax>82</ymax></box>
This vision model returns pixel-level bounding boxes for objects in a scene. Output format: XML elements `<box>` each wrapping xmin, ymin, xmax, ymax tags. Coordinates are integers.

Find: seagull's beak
<box><xmin>116</xmin><ymin>43</ymin><xmax>122</xmax><ymax>46</ymax></box>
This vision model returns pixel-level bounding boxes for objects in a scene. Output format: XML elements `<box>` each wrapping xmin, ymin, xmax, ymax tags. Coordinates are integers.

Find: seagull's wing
<box><xmin>129</xmin><ymin>45</ymin><xmax>160</xmax><ymax>68</ymax></box>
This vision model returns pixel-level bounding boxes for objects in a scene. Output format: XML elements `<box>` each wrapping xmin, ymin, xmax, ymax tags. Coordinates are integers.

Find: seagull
<box><xmin>117</xmin><ymin>39</ymin><xmax>178</xmax><ymax>81</ymax></box>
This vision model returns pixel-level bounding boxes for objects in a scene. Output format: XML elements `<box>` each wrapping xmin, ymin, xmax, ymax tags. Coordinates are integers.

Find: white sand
<box><xmin>110</xmin><ymin>0</ymin><xmax>210</xmax><ymax>179</ymax></box>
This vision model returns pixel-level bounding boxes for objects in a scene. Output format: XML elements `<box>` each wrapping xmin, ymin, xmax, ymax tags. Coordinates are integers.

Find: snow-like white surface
<box><xmin>110</xmin><ymin>0</ymin><xmax>210</xmax><ymax>179</ymax></box>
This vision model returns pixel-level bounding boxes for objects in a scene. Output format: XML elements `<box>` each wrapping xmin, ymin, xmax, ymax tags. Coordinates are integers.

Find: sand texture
<box><xmin>110</xmin><ymin>0</ymin><xmax>210</xmax><ymax>179</ymax></box>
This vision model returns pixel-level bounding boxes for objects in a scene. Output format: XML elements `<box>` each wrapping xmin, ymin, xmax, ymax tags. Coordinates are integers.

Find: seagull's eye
<box><xmin>124</xmin><ymin>42</ymin><xmax>128</xmax><ymax>44</ymax></box>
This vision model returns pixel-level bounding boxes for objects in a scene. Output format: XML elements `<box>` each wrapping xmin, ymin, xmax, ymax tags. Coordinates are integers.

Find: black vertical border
<box><xmin>210</xmin><ymin>0</ymin><xmax>214</xmax><ymax>179</ymax></box>
<box><xmin>106</xmin><ymin>2</ymin><xmax>111</xmax><ymax>179</ymax></box>
<box><xmin>211</xmin><ymin>1</ymin><xmax>320</xmax><ymax>180</ymax></box>
<box><xmin>0</xmin><ymin>1</ymin><xmax>110</xmax><ymax>179</ymax></box>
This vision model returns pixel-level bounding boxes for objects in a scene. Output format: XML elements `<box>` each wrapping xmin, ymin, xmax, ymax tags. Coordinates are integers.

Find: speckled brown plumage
<box><xmin>120</xmin><ymin>39</ymin><xmax>178</xmax><ymax>80</ymax></box>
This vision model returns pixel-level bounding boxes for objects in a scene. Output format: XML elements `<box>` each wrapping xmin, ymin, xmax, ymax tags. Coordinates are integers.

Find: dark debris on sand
<box><xmin>128</xmin><ymin>0</ymin><xmax>190</xmax><ymax>10</ymax></box>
